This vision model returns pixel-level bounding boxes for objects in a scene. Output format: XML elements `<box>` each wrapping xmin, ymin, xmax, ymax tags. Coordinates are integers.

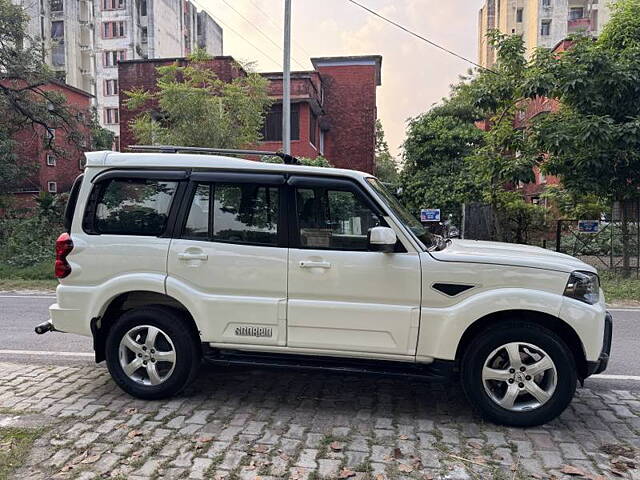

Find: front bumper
<box><xmin>586</xmin><ymin>311</ymin><xmax>613</xmax><ymax>376</ymax></box>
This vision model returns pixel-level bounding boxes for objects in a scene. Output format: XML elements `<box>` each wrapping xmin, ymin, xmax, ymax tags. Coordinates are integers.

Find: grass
<box><xmin>0</xmin><ymin>261</ymin><xmax>57</xmax><ymax>291</ymax></box>
<box><xmin>0</xmin><ymin>427</ymin><xmax>43</xmax><ymax>480</ymax></box>
<box><xmin>600</xmin><ymin>271</ymin><xmax>640</xmax><ymax>305</ymax></box>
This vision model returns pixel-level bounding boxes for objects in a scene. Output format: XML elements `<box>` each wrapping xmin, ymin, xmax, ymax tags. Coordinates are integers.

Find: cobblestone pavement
<box><xmin>1</xmin><ymin>361</ymin><xmax>640</xmax><ymax>480</ymax></box>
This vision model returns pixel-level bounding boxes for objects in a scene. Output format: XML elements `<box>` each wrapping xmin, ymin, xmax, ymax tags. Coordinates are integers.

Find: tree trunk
<box><xmin>621</xmin><ymin>199</ymin><xmax>630</xmax><ymax>278</ymax></box>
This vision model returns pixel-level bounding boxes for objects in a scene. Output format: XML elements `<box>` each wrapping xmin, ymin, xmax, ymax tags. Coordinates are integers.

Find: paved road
<box><xmin>1</xmin><ymin>294</ymin><xmax>639</xmax><ymax>389</ymax></box>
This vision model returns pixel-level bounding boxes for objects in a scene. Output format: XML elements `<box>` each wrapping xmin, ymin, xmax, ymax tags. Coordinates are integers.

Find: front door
<box><xmin>286</xmin><ymin>176</ymin><xmax>422</xmax><ymax>357</ymax></box>
<box><xmin>167</xmin><ymin>173</ymin><xmax>288</xmax><ymax>346</ymax></box>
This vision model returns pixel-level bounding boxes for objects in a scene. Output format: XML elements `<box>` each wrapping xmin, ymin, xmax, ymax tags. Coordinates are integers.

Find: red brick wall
<box><xmin>119</xmin><ymin>57</ymin><xmax>380</xmax><ymax>173</ymax></box>
<box><xmin>5</xmin><ymin>81</ymin><xmax>91</xmax><ymax>208</ymax></box>
<box><xmin>315</xmin><ymin>64</ymin><xmax>378</xmax><ymax>173</ymax></box>
<box><xmin>118</xmin><ymin>57</ymin><xmax>246</xmax><ymax>149</ymax></box>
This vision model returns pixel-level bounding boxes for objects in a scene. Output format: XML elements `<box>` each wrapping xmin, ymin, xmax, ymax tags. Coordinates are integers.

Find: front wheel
<box><xmin>105</xmin><ymin>306</ymin><xmax>201</xmax><ymax>399</ymax></box>
<box><xmin>461</xmin><ymin>321</ymin><xmax>577</xmax><ymax>427</ymax></box>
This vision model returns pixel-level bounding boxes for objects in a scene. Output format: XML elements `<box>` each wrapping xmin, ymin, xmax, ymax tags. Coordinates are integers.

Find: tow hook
<box><xmin>35</xmin><ymin>320</ymin><xmax>55</xmax><ymax>335</ymax></box>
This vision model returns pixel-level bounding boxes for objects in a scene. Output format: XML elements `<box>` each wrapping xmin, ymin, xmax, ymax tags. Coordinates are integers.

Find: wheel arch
<box><xmin>454</xmin><ymin>309</ymin><xmax>589</xmax><ymax>380</ymax></box>
<box><xmin>92</xmin><ymin>290</ymin><xmax>200</xmax><ymax>363</ymax></box>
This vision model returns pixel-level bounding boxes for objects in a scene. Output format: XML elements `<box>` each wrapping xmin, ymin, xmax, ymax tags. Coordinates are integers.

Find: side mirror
<box><xmin>368</xmin><ymin>226</ymin><xmax>397</xmax><ymax>253</ymax></box>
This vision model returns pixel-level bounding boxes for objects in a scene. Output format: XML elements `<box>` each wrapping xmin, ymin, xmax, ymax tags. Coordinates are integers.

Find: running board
<box><xmin>203</xmin><ymin>347</ymin><xmax>457</xmax><ymax>381</ymax></box>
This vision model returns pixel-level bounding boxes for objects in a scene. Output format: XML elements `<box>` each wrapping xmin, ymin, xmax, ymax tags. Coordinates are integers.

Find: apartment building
<box><xmin>119</xmin><ymin>55</ymin><xmax>383</xmax><ymax>173</ymax></box>
<box><xmin>12</xmin><ymin>0</ymin><xmax>223</xmax><ymax>148</ymax></box>
<box><xmin>478</xmin><ymin>0</ymin><xmax>613</xmax><ymax>68</ymax></box>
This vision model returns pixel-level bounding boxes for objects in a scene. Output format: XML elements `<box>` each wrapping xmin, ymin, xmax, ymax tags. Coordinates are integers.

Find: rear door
<box><xmin>286</xmin><ymin>176</ymin><xmax>422</xmax><ymax>357</ymax></box>
<box><xmin>166</xmin><ymin>172</ymin><xmax>288</xmax><ymax>346</ymax></box>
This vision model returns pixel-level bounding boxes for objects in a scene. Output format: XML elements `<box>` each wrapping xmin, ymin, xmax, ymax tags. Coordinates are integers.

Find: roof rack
<box><xmin>128</xmin><ymin>145</ymin><xmax>300</xmax><ymax>165</ymax></box>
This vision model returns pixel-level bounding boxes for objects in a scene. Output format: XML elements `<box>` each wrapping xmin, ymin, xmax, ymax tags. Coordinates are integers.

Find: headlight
<box><xmin>564</xmin><ymin>271</ymin><xmax>600</xmax><ymax>304</ymax></box>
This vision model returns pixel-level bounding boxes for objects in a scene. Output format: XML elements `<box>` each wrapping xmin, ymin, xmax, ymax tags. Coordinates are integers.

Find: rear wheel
<box><xmin>105</xmin><ymin>306</ymin><xmax>201</xmax><ymax>399</ymax></box>
<box><xmin>461</xmin><ymin>321</ymin><xmax>577</xmax><ymax>427</ymax></box>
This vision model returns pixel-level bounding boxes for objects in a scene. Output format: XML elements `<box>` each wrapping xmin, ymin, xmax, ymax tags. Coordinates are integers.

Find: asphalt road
<box><xmin>0</xmin><ymin>294</ymin><xmax>638</xmax><ymax>391</ymax></box>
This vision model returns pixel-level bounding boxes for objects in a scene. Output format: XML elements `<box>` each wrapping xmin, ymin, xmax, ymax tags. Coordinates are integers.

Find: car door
<box><xmin>286</xmin><ymin>176</ymin><xmax>422</xmax><ymax>357</ymax></box>
<box><xmin>166</xmin><ymin>172</ymin><xmax>288</xmax><ymax>346</ymax></box>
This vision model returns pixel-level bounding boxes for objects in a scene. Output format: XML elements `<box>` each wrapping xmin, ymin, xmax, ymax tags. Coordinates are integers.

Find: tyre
<box><xmin>461</xmin><ymin>321</ymin><xmax>577</xmax><ymax>427</ymax></box>
<box><xmin>105</xmin><ymin>306</ymin><xmax>201</xmax><ymax>399</ymax></box>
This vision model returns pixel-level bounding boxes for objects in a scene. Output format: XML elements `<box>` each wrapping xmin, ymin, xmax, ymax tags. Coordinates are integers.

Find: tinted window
<box><xmin>183</xmin><ymin>183</ymin><xmax>280</xmax><ymax>246</ymax></box>
<box><xmin>93</xmin><ymin>178</ymin><xmax>177</xmax><ymax>235</ymax></box>
<box><xmin>296</xmin><ymin>187</ymin><xmax>382</xmax><ymax>251</ymax></box>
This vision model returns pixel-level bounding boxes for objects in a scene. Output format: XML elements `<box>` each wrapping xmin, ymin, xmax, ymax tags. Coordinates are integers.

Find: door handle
<box><xmin>178</xmin><ymin>252</ymin><xmax>208</xmax><ymax>261</ymax></box>
<box><xmin>299</xmin><ymin>260</ymin><xmax>331</xmax><ymax>269</ymax></box>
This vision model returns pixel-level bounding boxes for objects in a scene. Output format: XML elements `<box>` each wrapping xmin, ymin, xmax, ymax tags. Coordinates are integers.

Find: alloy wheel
<box><xmin>482</xmin><ymin>341</ymin><xmax>557</xmax><ymax>411</ymax></box>
<box><xmin>118</xmin><ymin>325</ymin><xmax>176</xmax><ymax>386</ymax></box>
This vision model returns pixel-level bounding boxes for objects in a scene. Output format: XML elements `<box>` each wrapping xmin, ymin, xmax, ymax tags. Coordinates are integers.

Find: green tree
<box><xmin>0</xmin><ymin>0</ymin><xmax>86</xmax><ymax>203</ymax></box>
<box><xmin>399</xmin><ymin>91</ymin><xmax>485</xmax><ymax>227</ymax></box>
<box><xmin>374</xmin><ymin>119</ymin><xmax>398</xmax><ymax>184</ymax></box>
<box><xmin>526</xmin><ymin>0</ymin><xmax>640</xmax><ymax>271</ymax></box>
<box><xmin>124</xmin><ymin>54</ymin><xmax>272</xmax><ymax>149</ymax></box>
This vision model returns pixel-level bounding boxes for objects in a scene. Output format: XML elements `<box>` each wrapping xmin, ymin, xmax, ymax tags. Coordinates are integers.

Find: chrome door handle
<box><xmin>299</xmin><ymin>260</ymin><xmax>331</xmax><ymax>269</ymax></box>
<box><xmin>178</xmin><ymin>252</ymin><xmax>208</xmax><ymax>261</ymax></box>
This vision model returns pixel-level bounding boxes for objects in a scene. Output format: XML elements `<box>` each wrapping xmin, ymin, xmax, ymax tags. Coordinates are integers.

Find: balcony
<box><xmin>568</xmin><ymin>17</ymin><xmax>591</xmax><ymax>33</ymax></box>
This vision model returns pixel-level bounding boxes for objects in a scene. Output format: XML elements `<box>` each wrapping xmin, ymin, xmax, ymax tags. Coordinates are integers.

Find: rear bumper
<box><xmin>586</xmin><ymin>311</ymin><xmax>613</xmax><ymax>376</ymax></box>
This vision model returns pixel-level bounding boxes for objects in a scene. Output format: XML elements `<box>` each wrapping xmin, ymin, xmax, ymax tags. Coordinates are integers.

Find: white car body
<box><xmin>49</xmin><ymin>150</ymin><xmax>608</xmax><ymax>369</ymax></box>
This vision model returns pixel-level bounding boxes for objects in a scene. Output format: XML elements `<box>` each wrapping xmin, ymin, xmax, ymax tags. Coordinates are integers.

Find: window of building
<box><xmin>541</xmin><ymin>20</ymin><xmax>551</xmax><ymax>36</ymax></box>
<box><xmin>183</xmin><ymin>183</ymin><xmax>280</xmax><ymax>246</ymax></box>
<box><xmin>103</xmin><ymin>21</ymin><xmax>126</xmax><ymax>38</ymax></box>
<box><xmin>141</xmin><ymin>26</ymin><xmax>148</xmax><ymax>43</ymax></box>
<box><xmin>569</xmin><ymin>7</ymin><xmax>584</xmax><ymax>20</ymax></box>
<box><xmin>542</xmin><ymin>0</ymin><xmax>551</xmax><ymax>6</ymax></box>
<box><xmin>91</xmin><ymin>179</ymin><xmax>178</xmax><ymax>236</ymax></box>
<box><xmin>104</xmin><ymin>79</ymin><xmax>119</xmax><ymax>96</ymax></box>
<box><xmin>516</xmin><ymin>8</ymin><xmax>524</xmax><ymax>22</ymax></box>
<box><xmin>295</xmin><ymin>187</ymin><xmax>383</xmax><ymax>251</ymax></box>
<box><xmin>140</xmin><ymin>0</ymin><xmax>147</xmax><ymax>16</ymax></box>
<box><xmin>102</xmin><ymin>0</ymin><xmax>124</xmax><ymax>9</ymax></box>
<box><xmin>104</xmin><ymin>108</ymin><xmax>119</xmax><ymax>124</ymax></box>
<box><xmin>46</xmin><ymin>154</ymin><xmax>56</xmax><ymax>166</ymax></box>
<box><xmin>51</xmin><ymin>20</ymin><xmax>64</xmax><ymax>39</ymax></box>
<box><xmin>103</xmin><ymin>50</ymin><xmax>126</xmax><ymax>67</ymax></box>
<box><xmin>50</xmin><ymin>0</ymin><xmax>63</xmax><ymax>12</ymax></box>
<box><xmin>48</xmin><ymin>181</ymin><xmax>57</xmax><ymax>193</ymax></box>
<box><xmin>260</xmin><ymin>103</ymin><xmax>299</xmax><ymax>142</ymax></box>
<box><xmin>309</xmin><ymin>112</ymin><xmax>318</xmax><ymax>148</ymax></box>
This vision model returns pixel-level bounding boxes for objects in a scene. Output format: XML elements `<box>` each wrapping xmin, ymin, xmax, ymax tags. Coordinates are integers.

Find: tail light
<box><xmin>55</xmin><ymin>233</ymin><xmax>74</xmax><ymax>278</ymax></box>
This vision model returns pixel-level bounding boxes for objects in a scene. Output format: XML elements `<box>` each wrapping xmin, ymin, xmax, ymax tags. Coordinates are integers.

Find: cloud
<box><xmin>201</xmin><ymin>0</ymin><xmax>484</xmax><ymax>159</ymax></box>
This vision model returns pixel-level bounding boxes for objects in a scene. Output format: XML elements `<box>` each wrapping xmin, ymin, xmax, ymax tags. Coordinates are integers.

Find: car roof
<box><xmin>85</xmin><ymin>151</ymin><xmax>373</xmax><ymax>181</ymax></box>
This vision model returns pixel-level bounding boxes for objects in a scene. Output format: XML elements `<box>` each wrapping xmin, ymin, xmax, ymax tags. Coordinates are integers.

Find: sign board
<box><xmin>578</xmin><ymin>220</ymin><xmax>599</xmax><ymax>233</ymax></box>
<box><xmin>420</xmin><ymin>208</ymin><xmax>441</xmax><ymax>222</ymax></box>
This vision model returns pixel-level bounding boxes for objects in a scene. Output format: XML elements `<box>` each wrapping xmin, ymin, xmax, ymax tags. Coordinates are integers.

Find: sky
<box><xmin>198</xmin><ymin>0</ymin><xmax>485</xmax><ymax>159</ymax></box>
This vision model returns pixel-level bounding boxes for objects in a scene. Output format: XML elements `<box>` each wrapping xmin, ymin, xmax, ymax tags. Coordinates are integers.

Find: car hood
<box><xmin>430</xmin><ymin>239</ymin><xmax>595</xmax><ymax>274</ymax></box>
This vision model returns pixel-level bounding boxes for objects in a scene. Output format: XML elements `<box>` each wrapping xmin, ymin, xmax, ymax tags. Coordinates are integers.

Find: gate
<box><xmin>555</xmin><ymin>201</ymin><xmax>640</xmax><ymax>277</ymax></box>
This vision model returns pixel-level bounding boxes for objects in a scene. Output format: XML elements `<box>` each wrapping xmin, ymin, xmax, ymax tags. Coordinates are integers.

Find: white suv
<box><xmin>38</xmin><ymin>146</ymin><xmax>612</xmax><ymax>427</ymax></box>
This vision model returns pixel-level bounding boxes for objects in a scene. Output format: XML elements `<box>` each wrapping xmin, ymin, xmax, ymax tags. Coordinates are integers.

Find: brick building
<box><xmin>118</xmin><ymin>55</ymin><xmax>382</xmax><ymax>173</ymax></box>
<box><xmin>8</xmin><ymin>81</ymin><xmax>93</xmax><ymax>207</ymax></box>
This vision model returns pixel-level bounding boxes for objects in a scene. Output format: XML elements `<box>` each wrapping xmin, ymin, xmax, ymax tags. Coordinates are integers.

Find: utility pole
<box><xmin>282</xmin><ymin>0</ymin><xmax>291</xmax><ymax>154</ymax></box>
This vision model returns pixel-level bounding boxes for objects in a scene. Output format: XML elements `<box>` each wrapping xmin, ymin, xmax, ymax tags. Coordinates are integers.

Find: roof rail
<box><xmin>128</xmin><ymin>145</ymin><xmax>300</xmax><ymax>165</ymax></box>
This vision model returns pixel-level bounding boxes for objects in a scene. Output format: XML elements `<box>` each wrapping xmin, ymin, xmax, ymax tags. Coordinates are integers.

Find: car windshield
<box><xmin>366</xmin><ymin>178</ymin><xmax>439</xmax><ymax>250</ymax></box>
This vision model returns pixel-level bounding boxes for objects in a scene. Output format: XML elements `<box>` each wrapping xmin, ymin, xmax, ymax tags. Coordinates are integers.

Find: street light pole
<box><xmin>282</xmin><ymin>0</ymin><xmax>291</xmax><ymax>154</ymax></box>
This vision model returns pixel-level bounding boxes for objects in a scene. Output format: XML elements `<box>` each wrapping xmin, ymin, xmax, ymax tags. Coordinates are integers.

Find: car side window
<box><xmin>183</xmin><ymin>182</ymin><xmax>280</xmax><ymax>246</ymax></box>
<box><xmin>91</xmin><ymin>178</ymin><xmax>177</xmax><ymax>236</ymax></box>
<box><xmin>295</xmin><ymin>187</ymin><xmax>382</xmax><ymax>251</ymax></box>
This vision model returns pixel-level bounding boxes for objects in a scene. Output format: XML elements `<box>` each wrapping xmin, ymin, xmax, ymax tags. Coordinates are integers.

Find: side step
<box><xmin>203</xmin><ymin>347</ymin><xmax>457</xmax><ymax>381</ymax></box>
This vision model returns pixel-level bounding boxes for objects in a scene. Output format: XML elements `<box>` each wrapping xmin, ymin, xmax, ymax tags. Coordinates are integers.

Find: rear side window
<box><xmin>89</xmin><ymin>178</ymin><xmax>178</xmax><ymax>236</ymax></box>
<box><xmin>64</xmin><ymin>174</ymin><xmax>84</xmax><ymax>232</ymax></box>
<box><xmin>183</xmin><ymin>182</ymin><xmax>280</xmax><ymax>246</ymax></box>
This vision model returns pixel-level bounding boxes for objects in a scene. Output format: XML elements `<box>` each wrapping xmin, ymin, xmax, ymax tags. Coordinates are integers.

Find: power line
<box><xmin>245</xmin><ymin>0</ymin><xmax>314</xmax><ymax>60</ymax></box>
<box><xmin>189</xmin><ymin>0</ymin><xmax>282</xmax><ymax>69</ymax></box>
<box><xmin>217</xmin><ymin>0</ymin><xmax>307</xmax><ymax>70</ymax></box>
<box><xmin>346</xmin><ymin>0</ymin><xmax>497</xmax><ymax>74</ymax></box>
